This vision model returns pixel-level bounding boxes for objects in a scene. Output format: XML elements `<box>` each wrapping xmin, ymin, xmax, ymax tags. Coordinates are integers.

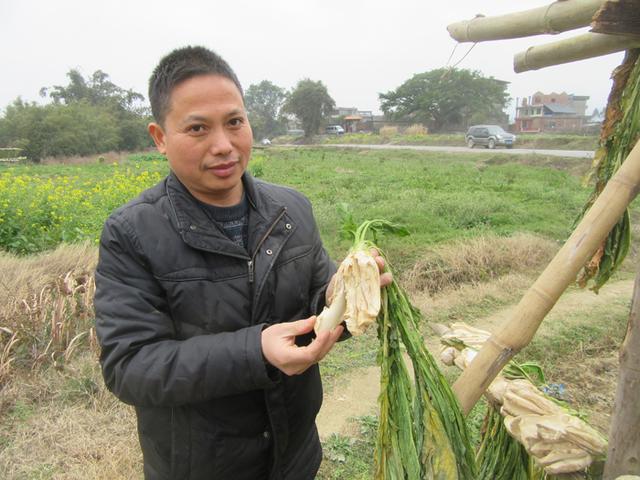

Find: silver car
<box><xmin>466</xmin><ymin>125</ymin><xmax>516</xmax><ymax>149</ymax></box>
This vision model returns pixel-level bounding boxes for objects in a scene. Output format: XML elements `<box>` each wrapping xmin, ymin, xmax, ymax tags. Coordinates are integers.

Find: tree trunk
<box><xmin>603</xmin><ymin>270</ymin><xmax>640</xmax><ymax>479</ymax></box>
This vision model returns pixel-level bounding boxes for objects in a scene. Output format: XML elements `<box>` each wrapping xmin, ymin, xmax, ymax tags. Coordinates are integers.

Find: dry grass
<box><xmin>0</xmin><ymin>243</ymin><xmax>98</xmax><ymax>385</ymax></box>
<box><xmin>0</xmin><ymin>243</ymin><xmax>98</xmax><ymax>306</ymax></box>
<box><xmin>0</xmin><ymin>244</ymin><xmax>142</xmax><ymax>478</ymax></box>
<box><xmin>40</xmin><ymin>151</ymin><xmax>128</xmax><ymax>165</ymax></box>
<box><xmin>379</xmin><ymin>126</ymin><xmax>399</xmax><ymax>138</ymax></box>
<box><xmin>0</xmin><ymin>355</ymin><xmax>141</xmax><ymax>479</ymax></box>
<box><xmin>403</xmin><ymin>124</ymin><xmax>428</xmax><ymax>135</ymax></box>
<box><xmin>402</xmin><ymin>233</ymin><xmax>558</xmax><ymax>296</ymax></box>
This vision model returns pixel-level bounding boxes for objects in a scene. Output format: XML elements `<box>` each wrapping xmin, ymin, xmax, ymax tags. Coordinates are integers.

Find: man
<box><xmin>94</xmin><ymin>46</ymin><xmax>388</xmax><ymax>480</ymax></box>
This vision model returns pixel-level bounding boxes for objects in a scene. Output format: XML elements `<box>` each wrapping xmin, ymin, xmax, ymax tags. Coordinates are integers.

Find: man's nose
<box><xmin>208</xmin><ymin>128</ymin><xmax>233</xmax><ymax>156</ymax></box>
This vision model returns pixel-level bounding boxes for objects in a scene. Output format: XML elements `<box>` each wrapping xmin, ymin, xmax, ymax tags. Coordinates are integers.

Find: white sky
<box><xmin>1</xmin><ymin>0</ymin><xmax>624</xmax><ymax>120</ymax></box>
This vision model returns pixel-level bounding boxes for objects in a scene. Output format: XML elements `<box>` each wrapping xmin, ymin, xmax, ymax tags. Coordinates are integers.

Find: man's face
<box><xmin>148</xmin><ymin>74</ymin><xmax>253</xmax><ymax>206</ymax></box>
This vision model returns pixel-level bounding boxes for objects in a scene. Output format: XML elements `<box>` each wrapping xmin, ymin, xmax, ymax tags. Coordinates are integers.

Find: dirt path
<box><xmin>316</xmin><ymin>279</ymin><xmax>633</xmax><ymax>439</ymax></box>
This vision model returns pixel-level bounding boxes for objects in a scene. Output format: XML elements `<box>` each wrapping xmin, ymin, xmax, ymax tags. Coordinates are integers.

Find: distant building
<box><xmin>331</xmin><ymin>107</ymin><xmax>376</xmax><ymax>132</ymax></box>
<box><xmin>515</xmin><ymin>91</ymin><xmax>590</xmax><ymax>133</ymax></box>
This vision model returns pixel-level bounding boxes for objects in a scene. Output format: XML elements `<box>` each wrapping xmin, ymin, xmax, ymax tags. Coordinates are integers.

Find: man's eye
<box><xmin>189</xmin><ymin>125</ymin><xmax>205</xmax><ymax>133</ymax></box>
<box><xmin>229</xmin><ymin>118</ymin><xmax>244</xmax><ymax>127</ymax></box>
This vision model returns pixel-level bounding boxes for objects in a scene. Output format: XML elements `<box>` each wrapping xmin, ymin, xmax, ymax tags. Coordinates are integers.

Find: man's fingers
<box><xmin>380</xmin><ymin>272</ymin><xmax>393</xmax><ymax>287</ymax></box>
<box><xmin>314</xmin><ymin>325</ymin><xmax>344</xmax><ymax>360</ymax></box>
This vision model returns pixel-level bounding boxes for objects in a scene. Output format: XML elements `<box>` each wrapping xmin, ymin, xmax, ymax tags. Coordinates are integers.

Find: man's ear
<box><xmin>148</xmin><ymin>122</ymin><xmax>167</xmax><ymax>154</ymax></box>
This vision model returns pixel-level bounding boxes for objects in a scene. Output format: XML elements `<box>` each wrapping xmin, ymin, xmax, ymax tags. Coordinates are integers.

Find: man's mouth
<box><xmin>206</xmin><ymin>161</ymin><xmax>239</xmax><ymax>178</ymax></box>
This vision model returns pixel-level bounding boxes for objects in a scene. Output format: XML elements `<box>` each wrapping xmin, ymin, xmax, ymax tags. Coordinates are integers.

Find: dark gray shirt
<box><xmin>197</xmin><ymin>194</ymin><xmax>249</xmax><ymax>250</ymax></box>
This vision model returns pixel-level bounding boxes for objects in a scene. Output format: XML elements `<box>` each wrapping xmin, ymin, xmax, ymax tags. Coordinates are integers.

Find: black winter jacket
<box><xmin>94</xmin><ymin>171</ymin><xmax>336</xmax><ymax>479</ymax></box>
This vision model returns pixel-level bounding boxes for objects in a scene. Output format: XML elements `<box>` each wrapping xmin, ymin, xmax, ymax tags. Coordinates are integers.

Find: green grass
<box><xmin>261</xmin><ymin>148</ymin><xmax>591</xmax><ymax>268</ymax></box>
<box><xmin>522</xmin><ymin>298</ymin><xmax>630</xmax><ymax>371</ymax></box>
<box><xmin>317</xmin><ymin>416</ymin><xmax>377</xmax><ymax>480</ymax></box>
<box><xmin>0</xmin><ymin>148</ymin><xmax>593</xmax><ymax>263</ymax></box>
<box><xmin>321</xmin><ymin>132</ymin><xmax>598</xmax><ymax>151</ymax></box>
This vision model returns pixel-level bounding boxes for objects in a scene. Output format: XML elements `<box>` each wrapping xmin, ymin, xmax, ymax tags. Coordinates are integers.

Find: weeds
<box><xmin>317</xmin><ymin>416</ymin><xmax>377</xmax><ymax>480</ymax></box>
<box><xmin>0</xmin><ymin>244</ymin><xmax>98</xmax><ymax>386</ymax></box>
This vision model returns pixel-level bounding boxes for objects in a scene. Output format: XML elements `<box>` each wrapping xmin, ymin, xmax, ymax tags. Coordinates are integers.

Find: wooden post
<box><xmin>603</xmin><ymin>270</ymin><xmax>640</xmax><ymax>479</ymax></box>
<box><xmin>453</xmin><ymin>139</ymin><xmax>640</xmax><ymax>415</ymax></box>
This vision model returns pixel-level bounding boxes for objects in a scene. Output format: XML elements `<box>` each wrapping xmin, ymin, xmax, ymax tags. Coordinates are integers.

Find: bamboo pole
<box><xmin>603</xmin><ymin>269</ymin><xmax>640</xmax><ymax>479</ymax></box>
<box><xmin>447</xmin><ymin>0</ymin><xmax>604</xmax><ymax>43</ymax></box>
<box><xmin>453</xmin><ymin>139</ymin><xmax>640</xmax><ymax>415</ymax></box>
<box><xmin>514</xmin><ymin>32</ymin><xmax>640</xmax><ymax>73</ymax></box>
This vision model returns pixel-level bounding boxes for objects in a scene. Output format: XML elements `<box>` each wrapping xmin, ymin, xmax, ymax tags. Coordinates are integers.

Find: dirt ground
<box><xmin>316</xmin><ymin>279</ymin><xmax>633</xmax><ymax>439</ymax></box>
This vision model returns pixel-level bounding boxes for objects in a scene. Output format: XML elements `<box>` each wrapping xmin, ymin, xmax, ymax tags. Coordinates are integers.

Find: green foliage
<box><xmin>248</xmin><ymin>155</ymin><xmax>265</xmax><ymax>177</ymax></box>
<box><xmin>476</xmin><ymin>408</ymin><xmax>539</xmax><ymax>480</ymax></box>
<box><xmin>283</xmin><ymin>79</ymin><xmax>335</xmax><ymax>138</ymax></box>
<box><xmin>377</xmin><ymin>264</ymin><xmax>476</xmax><ymax>479</ymax></box>
<box><xmin>40</xmin><ymin>69</ymin><xmax>146</xmax><ymax>113</ymax></box>
<box><xmin>577</xmin><ymin>53</ymin><xmax>640</xmax><ymax>291</ymax></box>
<box><xmin>0</xmin><ymin>70</ymin><xmax>152</xmax><ymax>160</ymax></box>
<box><xmin>379</xmin><ymin>68</ymin><xmax>510</xmax><ymax>132</ymax></box>
<box><xmin>0</xmin><ymin>148</ymin><xmax>593</xmax><ymax>259</ymax></box>
<box><xmin>245</xmin><ymin>80</ymin><xmax>287</xmax><ymax>140</ymax></box>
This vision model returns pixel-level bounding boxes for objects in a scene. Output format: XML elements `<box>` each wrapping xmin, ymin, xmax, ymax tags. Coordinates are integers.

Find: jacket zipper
<box><xmin>248</xmin><ymin>208</ymin><xmax>286</xmax><ymax>284</ymax></box>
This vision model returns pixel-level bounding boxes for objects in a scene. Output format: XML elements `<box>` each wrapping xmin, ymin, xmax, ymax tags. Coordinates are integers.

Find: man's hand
<box><xmin>261</xmin><ymin>317</ymin><xmax>343</xmax><ymax>376</ymax></box>
<box><xmin>326</xmin><ymin>248</ymin><xmax>392</xmax><ymax>303</ymax></box>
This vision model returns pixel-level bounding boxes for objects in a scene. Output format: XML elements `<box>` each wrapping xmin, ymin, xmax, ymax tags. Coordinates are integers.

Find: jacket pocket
<box><xmin>188</xmin><ymin>431</ymin><xmax>270</xmax><ymax>480</ymax></box>
<box><xmin>157</xmin><ymin>276</ymin><xmax>253</xmax><ymax>335</ymax></box>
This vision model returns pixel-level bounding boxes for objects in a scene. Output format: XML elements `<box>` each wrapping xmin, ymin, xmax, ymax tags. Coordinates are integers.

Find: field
<box><xmin>0</xmin><ymin>147</ymin><xmax>635</xmax><ymax>478</ymax></box>
<box><xmin>315</xmin><ymin>132</ymin><xmax>599</xmax><ymax>151</ymax></box>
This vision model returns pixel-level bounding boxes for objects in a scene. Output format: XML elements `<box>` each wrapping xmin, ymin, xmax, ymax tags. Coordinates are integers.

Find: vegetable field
<box><xmin>0</xmin><ymin>148</ymin><xmax>592</xmax><ymax>261</ymax></box>
<box><xmin>1</xmin><ymin>147</ymin><xmax>636</xmax><ymax>479</ymax></box>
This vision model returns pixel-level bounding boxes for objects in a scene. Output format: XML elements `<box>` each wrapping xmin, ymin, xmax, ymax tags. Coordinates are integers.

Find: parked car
<box><xmin>466</xmin><ymin>125</ymin><xmax>516</xmax><ymax>149</ymax></box>
<box><xmin>325</xmin><ymin>125</ymin><xmax>345</xmax><ymax>135</ymax></box>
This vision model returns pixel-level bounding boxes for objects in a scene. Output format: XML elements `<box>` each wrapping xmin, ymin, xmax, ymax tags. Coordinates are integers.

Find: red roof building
<box><xmin>515</xmin><ymin>91</ymin><xmax>590</xmax><ymax>133</ymax></box>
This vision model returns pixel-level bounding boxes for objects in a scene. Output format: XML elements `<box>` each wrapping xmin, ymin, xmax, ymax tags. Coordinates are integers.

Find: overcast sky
<box><xmin>1</xmin><ymin>0</ymin><xmax>624</xmax><ymax>120</ymax></box>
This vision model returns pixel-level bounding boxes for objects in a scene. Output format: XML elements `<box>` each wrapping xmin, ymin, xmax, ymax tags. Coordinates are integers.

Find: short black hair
<box><xmin>149</xmin><ymin>46</ymin><xmax>243</xmax><ymax>126</ymax></box>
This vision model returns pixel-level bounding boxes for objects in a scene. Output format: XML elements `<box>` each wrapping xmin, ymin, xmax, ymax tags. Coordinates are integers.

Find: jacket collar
<box><xmin>165</xmin><ymin>170</ymin><xmax>286</xmax><ymax>257</ymax></box>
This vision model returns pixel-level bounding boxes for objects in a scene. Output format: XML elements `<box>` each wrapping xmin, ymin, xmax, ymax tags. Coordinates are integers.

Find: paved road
<box><xmin>279</xmin><ymin>143</ymin><xmax>595</xmax><ymax>159</ymax></box>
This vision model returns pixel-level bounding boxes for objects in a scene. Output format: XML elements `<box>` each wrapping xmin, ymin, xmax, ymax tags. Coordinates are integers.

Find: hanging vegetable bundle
<box><xmin>577</xmin><ymin>49</ymin><xmax>640</xmax><ymax>291</ymax></box>
<box><xmin>322</xmin><ymin>218</ymin><xmax>476</xmax><ymax>479</ymax></box>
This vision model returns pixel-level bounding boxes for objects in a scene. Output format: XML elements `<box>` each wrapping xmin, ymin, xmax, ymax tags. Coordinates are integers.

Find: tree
<box><xmin>379</xmin><ymin>68</ymin><xmax>510</xmax><ymax>132</ymax></box>
<box><xmin>245</xmin><ymin>80</ymin><xmax>287</xmax><ymax>140</ymax></box>
<box><xmin>283</xmin><ymin>79</ymin><xmax>335</xmax><ymax>138</ymax></box>
<box><xmin>0</xmin><ymin>69</ymin><xmax>152</xmax><ymax>160</ymax></box>
<box><xmin>40</xmin><ymin>69</ymin><xmax>146</xmax><ymax>113</ymax></box>
<box><xmin>0</xmin><ymin>98</ymin><xmax>121</xmax><ymax>159</ymax></box>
